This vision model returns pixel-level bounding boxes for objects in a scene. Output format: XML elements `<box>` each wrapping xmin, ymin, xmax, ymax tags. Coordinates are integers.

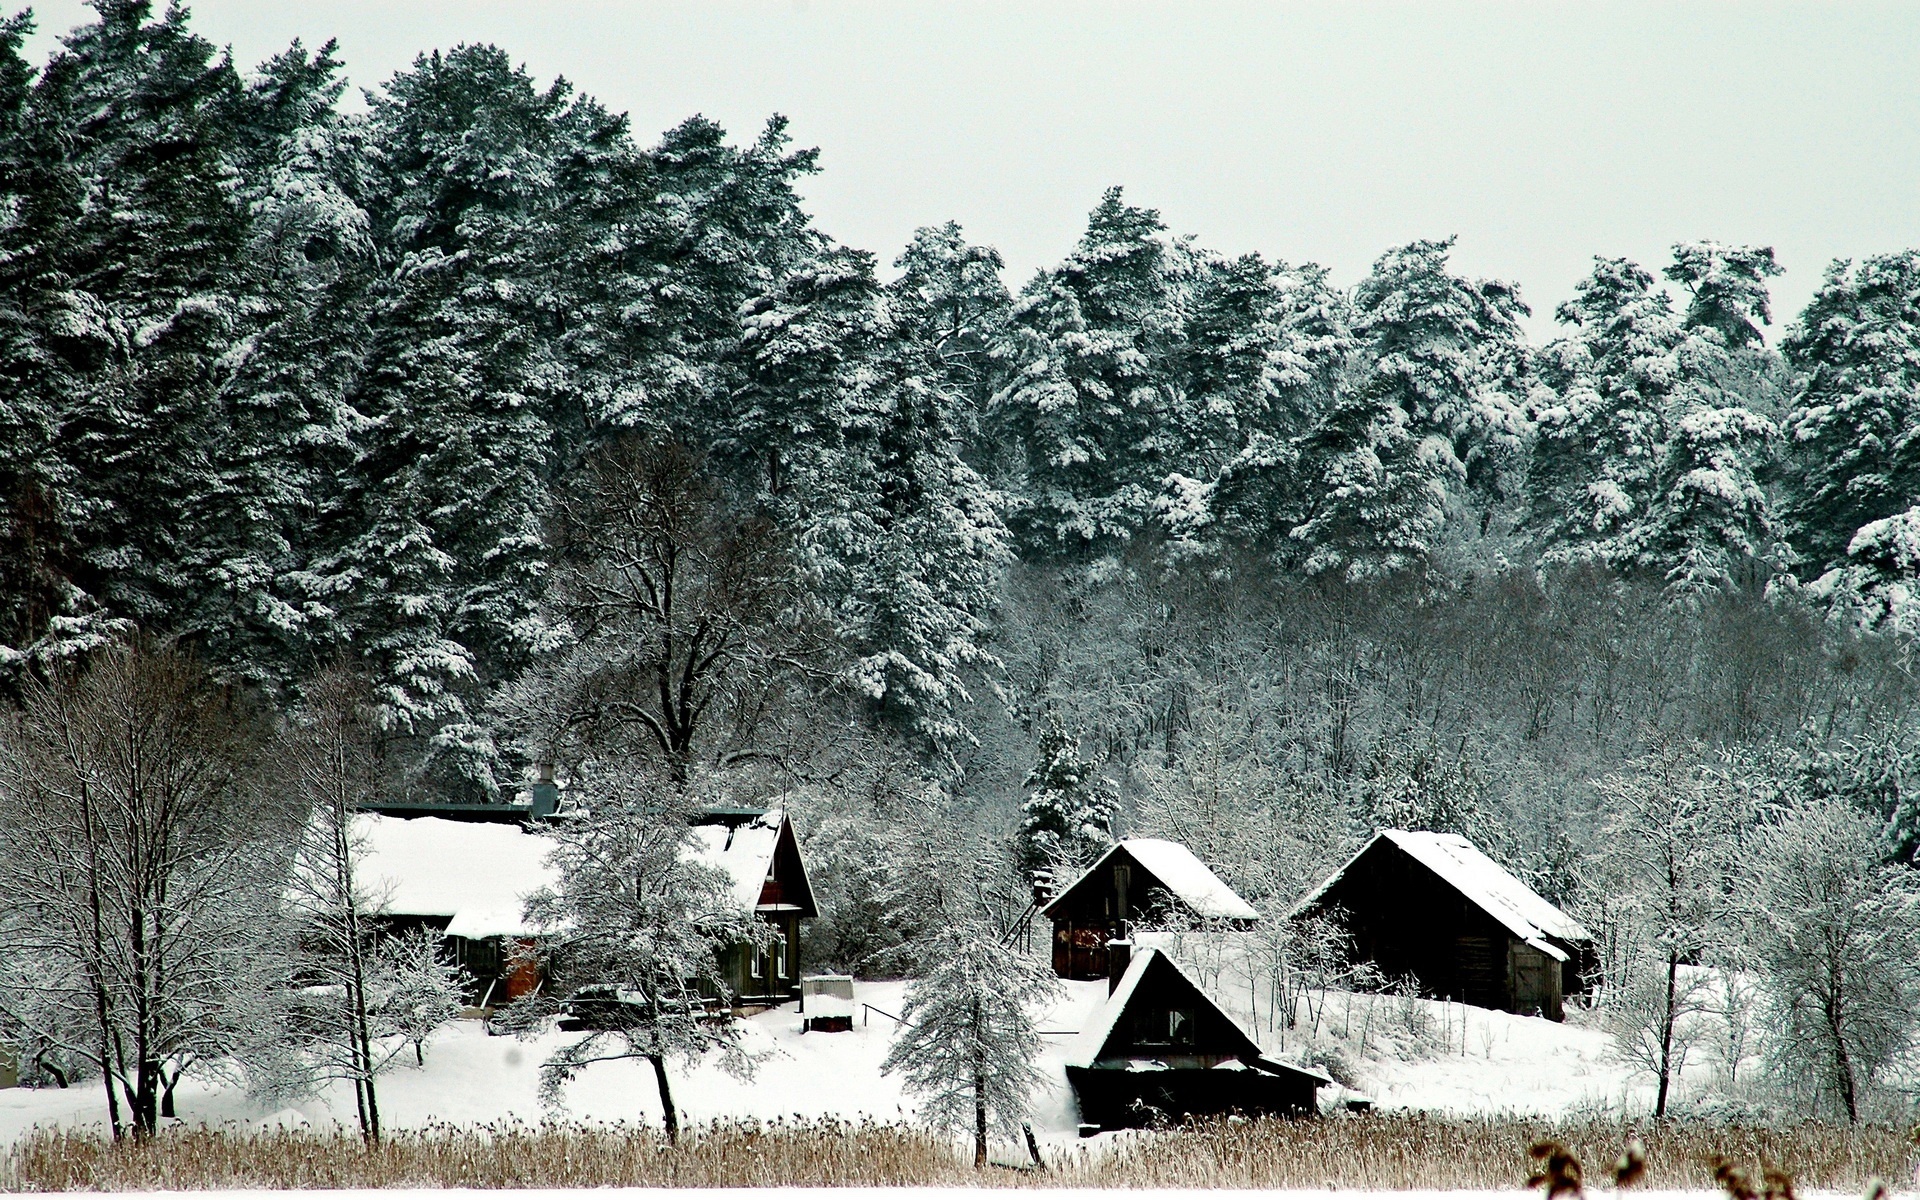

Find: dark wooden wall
<box><xmin>1303</xmin><ymin>840</ymin><xmax>1567</xmax><ymax>1019</ymax></box>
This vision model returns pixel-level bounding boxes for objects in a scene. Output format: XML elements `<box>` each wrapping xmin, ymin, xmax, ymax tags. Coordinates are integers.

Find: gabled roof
<box><xmin>348</xmin><ymin>807</ymin><xmax>816</xmax><ymax>939</ymax></box>
<box><xmin>350</xmin><ymin>815</ymin><xmax>557</xmax><ymax>939</ymax></box>
<box><xmin>1069</xmin><ymin>948</ymin><xmax>1332</xmax><ymax>1085</ymax></box>
<box><xmin>1041</xmin><ymin>838</ymin><xmax>1260</xmax><ymax>922</ymax></box>
<box><xmin>1292</xmin><ymin>829</ymin><xmax>1591</xmax><ymax>957</ymax></box>
<box><xmin>685</xmin><ymin>807</ymin><xmax>815</xmax><ymax>917</ymax></box>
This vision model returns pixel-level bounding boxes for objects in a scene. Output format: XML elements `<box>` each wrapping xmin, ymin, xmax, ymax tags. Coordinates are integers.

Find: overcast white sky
<box><xmin>22</xmin><ymin>1</ymin><xmax>1920</xmax><ymax>341</ymax></box>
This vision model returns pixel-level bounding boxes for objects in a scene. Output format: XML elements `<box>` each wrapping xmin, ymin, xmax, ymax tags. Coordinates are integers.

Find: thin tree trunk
<box><xmin>78</xmin><ymin>773</ymin><xmax>123</xmax><ymax>1140</ymax></box>
<box><xmin>972</xmin><ymin>994</ymin><xmax>987</xmax><ymax>1170</ymax></box>
<box><xmin>650</xmin><ymin>1053</ymin><xmax>679</xmax><ymax>1143</ymax></box>
<box><xmin>160</xmin><ymin>1067</ymin><xmax>179</xmax><ymax>1119</ymax></box>
<box><xmin>1655</xmin><ymin>949</ymin><xmax>1678</xmax><ymax>1119</ymax></box>
<box><xmin>334</xmin><ymin>784</ymin><xmax>381</xmax><ymax>1143</ymax></box>
<box><xmin>1829</xmin><ymin>993</ymin><xmax>1858</xmax><ymax>1122</ymax></box>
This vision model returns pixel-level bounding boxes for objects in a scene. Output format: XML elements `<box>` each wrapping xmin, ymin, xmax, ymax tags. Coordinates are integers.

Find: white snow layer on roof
<box><xmin>1118</xmin><ymin>839</ymin><xmax>1261</xmax><ymax>920</ymax></box>
<box><xmin>685</xmin><ymin>809</ymin><xmax>788</xmax><ymax>911</ymax></box>
<box><xmin>350</xmin><ymin>815</ymin><xmax>558</xmax><ymax>940</ymax></box>
<box><xmin>352</xmin><ymin>809</ymin><xmax>791</xmax><ymax>940</ymax></box>
<box><xmin>1066</xmin><ymin>946</ymin><xmax>1157</xmax><ymax>1068</ymax></box>
<box><xmin>1295</xmin><ymin>830</ymin><xmax>1589</xmax><ymax>955</ymax></box>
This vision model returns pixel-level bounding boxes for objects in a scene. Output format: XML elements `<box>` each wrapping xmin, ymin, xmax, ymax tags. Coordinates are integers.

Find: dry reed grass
<box><xmin>2</xmin><ymin>1113</ymin><xmax>1913</xmax><ymax>1191</ymax></box>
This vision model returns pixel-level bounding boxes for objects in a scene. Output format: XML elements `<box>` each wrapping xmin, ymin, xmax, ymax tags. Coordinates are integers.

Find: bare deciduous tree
<box><xmin>0</xmin><ymin>643</ymin><xmax>291</xmax><ymax>1137</ymax></box>
<box><xmin>499</xmin><ymin>437</ymin><xmax>826</xmax><ymax>788</ymax></box>
<box><xmin>1736</xmin><ymin>796</ymin><xmax>1920</xmax><ymax>1122</ymax></box>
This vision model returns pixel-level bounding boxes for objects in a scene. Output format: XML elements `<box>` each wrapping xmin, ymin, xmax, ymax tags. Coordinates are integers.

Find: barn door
<box><xmin>1454</xmin><ymin>934</ymin><xmax>1497</xmax><ymax>1008</ymax></box>
<box><xmin>1512</xmin><ymin>945</ymin><xmax>1562</xmax><ymax>1020</ymax></box>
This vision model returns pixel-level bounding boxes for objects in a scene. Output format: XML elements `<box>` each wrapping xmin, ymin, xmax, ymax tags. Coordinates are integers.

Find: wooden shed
<box><xmin>1041</xmin><ymin>839</ymin><xmax>1259</xmax><ymax>980</ymax></box>
<box><xmin>1290</xmin><ymin>829</ymin><xmax>1592</xmax><ymax>1021</ymax></box>
<box><xmin>1067</xmin><ymin>946</ymin><xmax>1329</xmax><ymax>1131</ymax></box>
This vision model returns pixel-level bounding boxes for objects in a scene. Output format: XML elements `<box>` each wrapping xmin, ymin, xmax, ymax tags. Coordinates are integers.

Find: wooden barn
<box><xmin>1041</xmin><ymin>839</ymin><xmax>1259</xmax><ymax>980</ymax></box>
<box><xmin>345</xmin><ymin>805</ymin><xmax>816</xmax><ymax>1011</ymax></box>
<box><xmin>1290</xmin><ymin>829</ymin><xmax>1592</xmax><ymax>1021</ymax></box>
<box><xmin>1067</xmin><ymin>945</ymin><xmax>1329</xmax><ymax>1131</ymax></box>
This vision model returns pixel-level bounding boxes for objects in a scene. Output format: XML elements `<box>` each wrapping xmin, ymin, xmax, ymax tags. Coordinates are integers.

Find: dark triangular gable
<box><xmin>1083</xmin><ymin>948</ymin><xmax>1262</xmax><ymax>1064</ymax></box>
<box><xmin>761</xmin><ymin>814</ymin><xmax>818</xmax><ymax>918</ymax></box>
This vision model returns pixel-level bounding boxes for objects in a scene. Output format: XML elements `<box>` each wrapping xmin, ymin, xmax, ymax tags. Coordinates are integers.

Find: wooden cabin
<box><xmin>1067</xmin><ymin>946</ymin><xmax>1329</xmax><ymax>1131</ymax></box>
<box><xmin>349</xmin><ymin>814</ymin><xmax>557</xmax><ymax>1008</ymax></box>
<box><xmin>1290</xmin><ymin>829</ymin><xmax>1592</xmax><ymax>1021</ymax></box>
<box><xmin>686</xmin><ymin>808</ymin><xmax>818</xmax><ymax>1007</ymax></box>
<box><xmin>1041</xmin><ymin>839</ymin><xmax>1258</xmax><ymax>980</ymax></box>
<box><xmin>346</xmin><ymin>806</ymin><xmax>816</xmax><ymax>1011</ymax></box>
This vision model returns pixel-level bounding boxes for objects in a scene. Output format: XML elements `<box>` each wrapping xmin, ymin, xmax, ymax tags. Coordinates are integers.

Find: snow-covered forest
<box><xmin>4</xmin><ymin>0</ymin><xmax>1920</xmax><ymax>1138</ymax></box>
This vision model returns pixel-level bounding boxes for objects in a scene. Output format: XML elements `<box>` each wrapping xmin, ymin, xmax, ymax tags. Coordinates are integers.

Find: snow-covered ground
<box><xmin>0</xmin><ymin>976</ymin><xmax>1683</xmax><ymax>1147</ymax></box>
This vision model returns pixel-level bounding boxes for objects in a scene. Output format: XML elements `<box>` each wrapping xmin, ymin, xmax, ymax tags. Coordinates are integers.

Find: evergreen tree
<box><xmin>1527</xmin><ymin>257</ymin><xmax>1682</xmax><ymax>565</ymax></box>
<box><xmin>880</xmin><ymin>918</ymin><xmax>1059</xmax><ymax>1169</ymax></box>
<box><xmin>991</xmin><ymin>188</ymin><xmax>1177</xmax><ymax>558</ymax></box>
<box><xmin>838</xmin><ymin>314</ymin><xmax>1011</xmax><ymax>758</ymax></box>
<box><xmin>1204</xmin><ymin>260</ymin><xmax>1353</xmax><ymax>561</ymax></box>
<box><xmin>1781</xmin><ymin>253</ymin><xmax>1920</xmax><ymax>577</ymax></box>
<box><xmin>0</xmin><ymin>1</ymin><xmax>256</xmax><ymax>679</ymax></box>
<box><xmin>1665</xmin><ymin>241</ymin><xmax>1782</xmax><ymax>350</ymax></box>
<box><xmin>889</xmin><ymin>221</ymin><xmax>1011</xmax><ymax>439</ymax></box>
<box><xmin>337</xmin><ymin>45</ymin><xmax>605</xmax><ymax>787</ymax></box>
<box><xmin>1617</xmin><ymin>242</ymin><xmax>1785</xmax><ymax>602</ymax></box>
<box><xmin>1291</xmin><ymin>238</ymin><xmax>1528</xmax><ymax>580</ymax></box>
<box><xmin>1014</xmin><ymin>718</ymin><xmax>1118</xmax><ymax>880</ymax></box>
<box><xmin>645</xmin><ymin>115</ymin><xmax>823</xmax><ymax>450</ymax></box>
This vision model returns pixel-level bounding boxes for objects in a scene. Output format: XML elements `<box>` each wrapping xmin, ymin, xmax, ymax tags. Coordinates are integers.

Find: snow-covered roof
<box><xmin>1067</xmin><ymin>947</ymin><xmax>1158</xmax><ymax>1068</ymax></box>
<box><xmin>1067</xmin><ymin>948</ymin><xmax>1329</xmax><ymax>1086</ymax></box>
<box><xmin>1292</xmin><ymin>830</ymin><xmax>1590</xmax><ymax>957</ymax></box>
<box><xmin>348</xmin><ymin>807</ymin><xmax>806</xmax><ymax>941</ymax></box>
<box><xmin>1042</xmin><ymin>839</ymin><xmax>1259</xmax><ymax>922</ymax></box>
<box><xmin>685</xmin><ymin>808</ymin><xmax>797</xmax><ymax>912</ymax></box>
<box><xmin>350</xmin><ymin>815</ymin><xmax>558</xmax><ymax>940</ymax></box>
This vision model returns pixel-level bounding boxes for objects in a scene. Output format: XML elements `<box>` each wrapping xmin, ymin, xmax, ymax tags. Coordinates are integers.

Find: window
<box><xmin>771</xmin><ymin>932</ymin><xmax>789</xmax><ymax>981</ymax></box>
<box><xmin>1166</xmin><ymin>1006</ymin><xmax>1194</xmax><ymax>1047</ymax></box>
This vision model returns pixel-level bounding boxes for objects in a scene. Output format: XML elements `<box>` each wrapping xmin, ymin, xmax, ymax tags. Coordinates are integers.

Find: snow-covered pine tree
<box><xmin>1665</xmin><ymin>242</ymin><xmax>1783</xmax><ymax>351</ymax></box>
<box><xmin>1355</xmin><ymin>238</ymin><xmax>1531</xmax><ymax>504</ymax></box>
<box><xmin>339</xmin><ymin>45</ymin><xmax>610</xmax><ymax>790</ymax></box>
<box><xmin>889</xmin><ymin>221</ymin><xmax>1013</xmax><ymax>443</ymax></box>
<box><xmin>0</xmin><ymin>11</ymin><xmax>96</xmax><ymax>681</ymax></box>
<box><xmin>0</xmin><ymin>1</ymin><xmax>262</xmax><ymax>679</ymax></box>
<box><xmin>1202</xmin><ymin>259</ymin><xmax>1354</xmax><ymax>562</ymax></box>
<box><xmin>880</xmin><ymin>917</ymin><xmax>1060</xmax><ymax>1169</ymax></box>
<box><xmin>513</xmin><ymin>776</ymin><xmax>767</xmax><ymax>1141</ymax></box>
<box><xmin>1615</xmin><ymin>243</ymin><xmax>1786</xmax><ymax>603</ymax></box>
<box><xmin>837</xmin><ymin>316</ymin><xmax>1012</xmax><ymax>759</ymax></box>
<box><xmin>1291</xmin><ymin>238</ymin><xmax>1529</xmax><ymax>580</ymax></box>
<box><xmin>991</xmin><ymin>188</ymin><xmax>1179</xmax><ymax>559</ymax></box>
<box><xmin>1014</xmin><ymin>718</ymin><xmax>1118</xmax><ymax>881</ymax></box>
<box><xmin>1526</xmin><ymin>257</ymin><xmax>1683</xmax><ymax>565</ymax></box>
<box><xmin>638</xmin><ymin>115</ymin><xmax>824</xmax><ymax>449</ymax></box>
<box><xmin>181</xmin><ymin>38</ymin><xmax>373</xmax><ymax>695</ymax></box>
<box><xmin>1781</xmin><ymin>253</ymin><xmax>1920</xmax><ymax>610</ymax></box>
